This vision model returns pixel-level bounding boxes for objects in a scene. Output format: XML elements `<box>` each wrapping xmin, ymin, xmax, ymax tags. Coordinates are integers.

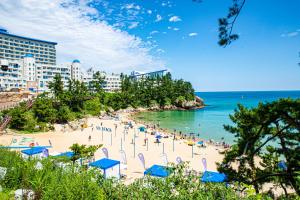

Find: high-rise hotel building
<box><xmin>0</xmin><ymin>28</ymin><xmax>56</xmax><ymax>65</ymax></box>
<box><xmin>0</xmin><ymin>28</ymin><xmax>121</xmax><ymax>92</ymax></box>
<box><xmin>0</xmin><ymin>28</ymin><xmax>69</xmax><ymax>91</ymax></box>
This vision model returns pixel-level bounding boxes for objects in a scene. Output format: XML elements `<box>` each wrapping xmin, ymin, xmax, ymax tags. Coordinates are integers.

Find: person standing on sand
<box><xmin>88</xmin><ymin>135</ymin><xmax>91</xmax><ymax>142</ymax></box>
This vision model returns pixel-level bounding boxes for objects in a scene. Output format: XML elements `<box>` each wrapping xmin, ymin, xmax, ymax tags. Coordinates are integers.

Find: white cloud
<box><xmin>147</xmin><ymin>10</ymin><xmax>152</xmax><ymax>14</ymax></box>
<box><xmin>0</xmin><ymin>0</ymin><xmax>164</xmax><ymax>72</ymax></box>
<box><xmin>150</xmin><ymin>30</ymin><xmax>159</xmax><ymax>35</ymax></box>
<box><xmin>189</xmin><ymin>32</ymin><xmax>198</xmax><ymax>37</ymax></box>
<box><xmin>157</xmin><ymin>49</ymin><xmax>165</xmax><ymax>53</ymax></box>
<box><xmin>167</xmin><ymin>26</ymin><xmax>172</xmax><ymax>30</ymax></box>
<box><xmin>124</xmin><ymin>3</ymin><xmax>140</xmax><ymax>10</ymax></box>
<box><xmin>155</xmin><ymin>14</ymin><xmax>163</xmax><ymax>22</ymax></box>
<box><xmin>173</xmin><ymin>28</ymin><xmax>180</xmax><ymax>31</ymax></box>
<box><xmin>128</xmin><ymin>22</ymin><xmax>139</xmax><ymax>29</ymax></box>
<box><xmin>281</xmin><ymin>29</ymin><xmax>300</xmax><ymax>38</ymax></box>
<box><xmin>169</xmin><ymin>16</ymin><xmax>182</xmax><ymax>22</ymax></box>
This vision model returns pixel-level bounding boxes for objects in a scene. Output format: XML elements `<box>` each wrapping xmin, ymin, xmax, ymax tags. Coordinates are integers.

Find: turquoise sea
<box><xmin>134</xmin><ymin>91</ymin><xmax>300</xmax><ymax>144</ymax></box>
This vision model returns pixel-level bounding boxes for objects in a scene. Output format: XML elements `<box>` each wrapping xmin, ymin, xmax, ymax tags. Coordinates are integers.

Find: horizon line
<box><xmin>196</xmin><ymin>89</ymin><xmax>300</xmax><ymax>93</ymax></box>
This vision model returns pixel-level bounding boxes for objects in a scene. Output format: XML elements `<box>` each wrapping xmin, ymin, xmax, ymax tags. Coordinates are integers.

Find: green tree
<box><xmin>32</xmin><ymin>94</ymin><xmax>57</xmax><ymax>123</ymax></box>
<box><xmin>83</xmin><ymin>97</ymin><xmax>101</xmax><ymax>116</ymax></box>
<box><xmin>69</xmin><ymin>143</ymin><xmax>102</xmax><ymax>165</ymax></box>
<box><xmin>48</xmin><ymin>74</ymin><xmax>64</xmax><ymax>99</ymax></box>
<box><xmin>218</xmin><ymin>98</ymin><xmax>300</xmax><ymax>195</ymax></box>
<box><xmin>57</xmin><ymin>105</ymin><xmax>75</xmax><ymax>123</ymax></box>
<box><xmin>89</xmin><ymin>71</ymin><xmax>105</xmax><ymax>93</ymax></box>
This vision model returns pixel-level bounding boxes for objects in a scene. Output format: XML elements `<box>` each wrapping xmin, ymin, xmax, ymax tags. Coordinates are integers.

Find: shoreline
<box><xmin>0</xmin><ymin>110</ymin><xmax>225</xmax><ymax>184</ymax></box>
<box><xmin>127</xmin><ymin>108</ymin><xmax>231</xmax><ymax>148</ymax></box>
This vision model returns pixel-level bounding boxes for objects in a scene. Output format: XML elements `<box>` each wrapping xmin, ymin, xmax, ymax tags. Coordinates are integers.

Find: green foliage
<box><xmin>218</xmin><ymin>98</ymin><xmax>300</xmax><ymax>196</ymax></box>
<box><xmin>57</xmin><ymin>105</ymin><xmax>75</xmax><ymax>123</ymax></box>
<box><xmin>218</xmin><ymin>0</ymin><xmax>245</xmax><ymax>47</ymax></box>
<box><xmin>0</xmin><ymin>148</ymin><xmax>287</xmax><ymax>199</ymax></box>
<box><xmin>32</xmin><ymin>94</ymin><xmax>57</xmax><ymax>123</ymax></box>
<box><xmin>83</xmin><ymin>97</ymin><xmax>101</xmax><ymax>116</ymax></box>
<box><xmin>88</xmin><ymin>71</ymin><xmax>105</xmax><ymax>93</ymax></box>
<box><xmin>6</xmin><ymin>72</ymin><xmax>196</xmax><ymax>132</ymax></box>
<box><xmin>120</xmin><ymin>72</ymin><xmax>195</xmax><ymax>108</ymax></box>
<box><xmin>69</xmin><ymin>143</ymin><xmax>102</xmax><ymax>164</ymax></box>
<box><xmin>48</xmin><ymin>73</ymin><xmax>64</xmax><ymax>99</ymax></box>
<box><xmin>0</xmin><ymin>148</ymin><xmax>105</xmax><ymax>200</ymax></box>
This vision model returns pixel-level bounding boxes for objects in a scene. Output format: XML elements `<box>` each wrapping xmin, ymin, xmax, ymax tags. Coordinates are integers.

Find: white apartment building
<box><xmin>0</xmin><ymin>55</ymin><xmax>71</xmax><ymax>91</ymax></box>
<box><xmin>81</xmin><ymin>67</ymin><xmax>121</xmax><ymax>92</ymax></box>
<box><xmin>0</xmin><ymin>28</ymin><xmax>56</xmax><ymax>65</ymax></box>
<box><xmin>0</xmin><ymin>28</ymin><xmax>121</xmax><ymax>92</ymax></box>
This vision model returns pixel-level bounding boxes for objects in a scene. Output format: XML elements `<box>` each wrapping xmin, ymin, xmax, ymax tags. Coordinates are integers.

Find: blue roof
<box><xmin>0</xmin><ymin>30</ymin><xmax>57</xmax><ymax>45</ymax></box>
<box><xmin>201</xmin><ymin>171</ymin><xmax>227</xmax><ymax>183</ymax></box>
<box><xmin>89</xmin><ymin>158</ymin><xmax>120</xmax><ymax>170</ymax></box>
<box><xmin>55</xmin><ymin>151</ymin><xmax>74</xmax><ymax>158</ymax></box>
<box><xmin>144</xmin><ymin>164</ymin><xmax>172</xmax><ymax>178</ymax></box>
<box><xmin>72</xmin><ymin>59</ymin><xmax>80</xmax><ymax>63</ymax></box>
<box><xmin>21</xmin><ymin>147</ymin><xmax>47</xmax><ymax>156</ymax></box>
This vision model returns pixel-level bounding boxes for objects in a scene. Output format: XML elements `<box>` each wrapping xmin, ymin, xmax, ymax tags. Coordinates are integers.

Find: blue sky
<box><xmin>1</xmin><ymin>0</ymin><xmax>299</xmax><ymax>91</ymax></box>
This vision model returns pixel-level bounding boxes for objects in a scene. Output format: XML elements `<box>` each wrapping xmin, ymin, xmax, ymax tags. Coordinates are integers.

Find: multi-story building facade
<box><xmin>81</xmin><ymin>67</ymin><xmax>121</xmax><ymax>92</ymax></box>
<box><xmin>0</xmin><ymin>28</ymin><xmax>56</xmax><ymax>65</ymax></box>
<box><xmin>0</xmin><ymin>29</ymin><xmax>121</xmax><ymax>92</ymax></box>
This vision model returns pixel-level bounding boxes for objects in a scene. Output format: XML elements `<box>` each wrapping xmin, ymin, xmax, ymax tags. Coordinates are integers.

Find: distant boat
<box><xmin>241</xmin><ymin>95</ymin><xmax>244</xmax><ymax>99</ymax></box>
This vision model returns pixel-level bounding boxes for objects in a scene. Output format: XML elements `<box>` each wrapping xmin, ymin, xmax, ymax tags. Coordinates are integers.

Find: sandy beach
<box><xmin>0</xmin><ymin>112</ymin><xmax>224</xmax><ymax>184</ymax></box>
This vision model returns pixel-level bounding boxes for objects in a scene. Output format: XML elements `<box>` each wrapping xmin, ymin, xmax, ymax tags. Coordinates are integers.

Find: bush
<box><xmin>57</xmin><ymin>105</ymin><xmax>75</xmax><ymax>123</ymax></box>
<box><xmin>83</xmin><ymin>97</ymin><xmax>101</xmax><ymax>116</ymax></box>
<box><xmin>0</xmin><ymin>148</ymin><xmax>282</xmax><ymax>199</ymax></box>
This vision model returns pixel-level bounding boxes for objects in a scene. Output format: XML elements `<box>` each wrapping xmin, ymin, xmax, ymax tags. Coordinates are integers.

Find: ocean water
<box><xmin>133</xmin><ymin>91</ymin><xmax>300</xmax><ymax>144</ymax></box>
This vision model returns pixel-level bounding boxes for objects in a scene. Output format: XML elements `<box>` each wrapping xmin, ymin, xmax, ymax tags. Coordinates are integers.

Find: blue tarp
<box><xmin>201</xmin><ymin>171</ymin><xmax>227</xmax><ymax>183</ymax></box>
<box><xmin>144</xmin><ymin>165</ymin><xmax>172</xmax><ymax>178</ymax></box>
<box><xmin>55</xmin><ymin>152</ymin><xmax>74</xmax><ymax>158</ymax></box>
<box><xmin>89</xmin><ymin>158</ymin><xmax>120</xmax><ymax>170</ymax></box>
<box><xmin>21</xmin><ymin>147</ymin><xmax>47</xmax><ymax>156</ymax></box>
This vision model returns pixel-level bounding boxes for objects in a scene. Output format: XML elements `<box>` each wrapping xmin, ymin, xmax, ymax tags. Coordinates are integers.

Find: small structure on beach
<box><xmin>55</xmin><ymin>151</ymin><xmax>74</xmax><ymax>158</ymax></box>
<box><xmin>89</xmin><ymin>158</ymin><xmax>120</xmax><ymax>179</ymax></box>
<box><xmin>144</xmin><ymin>164</ymin><xmax>172</xmax><ymax>178</ymax></box>
<box><xmin>201</xmin><ymin>171</ymin><xmax>227</xmax><ymax>183</ymax></box>
<box><xmin>21</xmin><ymin>147</ymin><xmax>49</xmax><ymax>159</ymax></box>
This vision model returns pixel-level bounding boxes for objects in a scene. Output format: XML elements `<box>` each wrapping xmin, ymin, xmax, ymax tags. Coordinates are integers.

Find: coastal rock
<box><xmin>175</xmin><ymin>96</ymin><xmax>204</xmax><ymax>110</ymax></box>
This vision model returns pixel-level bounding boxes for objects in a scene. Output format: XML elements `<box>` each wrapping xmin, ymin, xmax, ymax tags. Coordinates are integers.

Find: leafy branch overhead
<box><xmin>192</xmin><ymin>0</ymin><xmax>246</xmax><ymax>47</ymax></box>
<box><xmin>218</xmin><ymin>0</ymin><xmax>246</xmax><ymax>47</ymax></box>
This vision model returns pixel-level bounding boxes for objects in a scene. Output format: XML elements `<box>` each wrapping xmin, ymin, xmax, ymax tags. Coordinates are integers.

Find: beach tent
<box><xmin>144</xmin><ymin>164</ymin><xmax>172</xmax><ymax>178</ymax></box>
<box><xmin>55</xmin><ymin>152</ymin><xmax>74</xmax><ymax>158</ymax></box>
<box><xmin>201</xmin><ymin>171</ymin><xmax>227</xmax><ymax>183</ymax></box>
<box><xmin>89</xmin><ymin>158</ymin><xmax>120</xmax><ymax>179</ymax></box>
<box><xmin>21</xmin><ymin>147</ymin><xmax>49</xmax><ymax>159</ymax></box>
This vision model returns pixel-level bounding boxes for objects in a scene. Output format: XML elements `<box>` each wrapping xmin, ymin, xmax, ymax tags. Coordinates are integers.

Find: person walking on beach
<box><xmin>144</xmin><ymin>138</ymin><xmax>148</xmax><ymax>146</ymax></box>
<box><xmin>88</xmin><ymin>135</ymin><xmax>91</xmax><ymax>142</ymax></box>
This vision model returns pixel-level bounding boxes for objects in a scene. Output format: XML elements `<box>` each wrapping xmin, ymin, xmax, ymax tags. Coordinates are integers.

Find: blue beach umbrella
<box><xmin>155</xmin><ymin>135</ymin><xmax>162</xmax><ymax>139</ymax></box>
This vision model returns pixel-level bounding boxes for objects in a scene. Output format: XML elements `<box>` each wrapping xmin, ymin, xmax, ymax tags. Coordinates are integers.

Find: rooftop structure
<box><xmin>130</xmin><ymin>69</ymin><xmax>167</xmax><ymax>80</ymax></box>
